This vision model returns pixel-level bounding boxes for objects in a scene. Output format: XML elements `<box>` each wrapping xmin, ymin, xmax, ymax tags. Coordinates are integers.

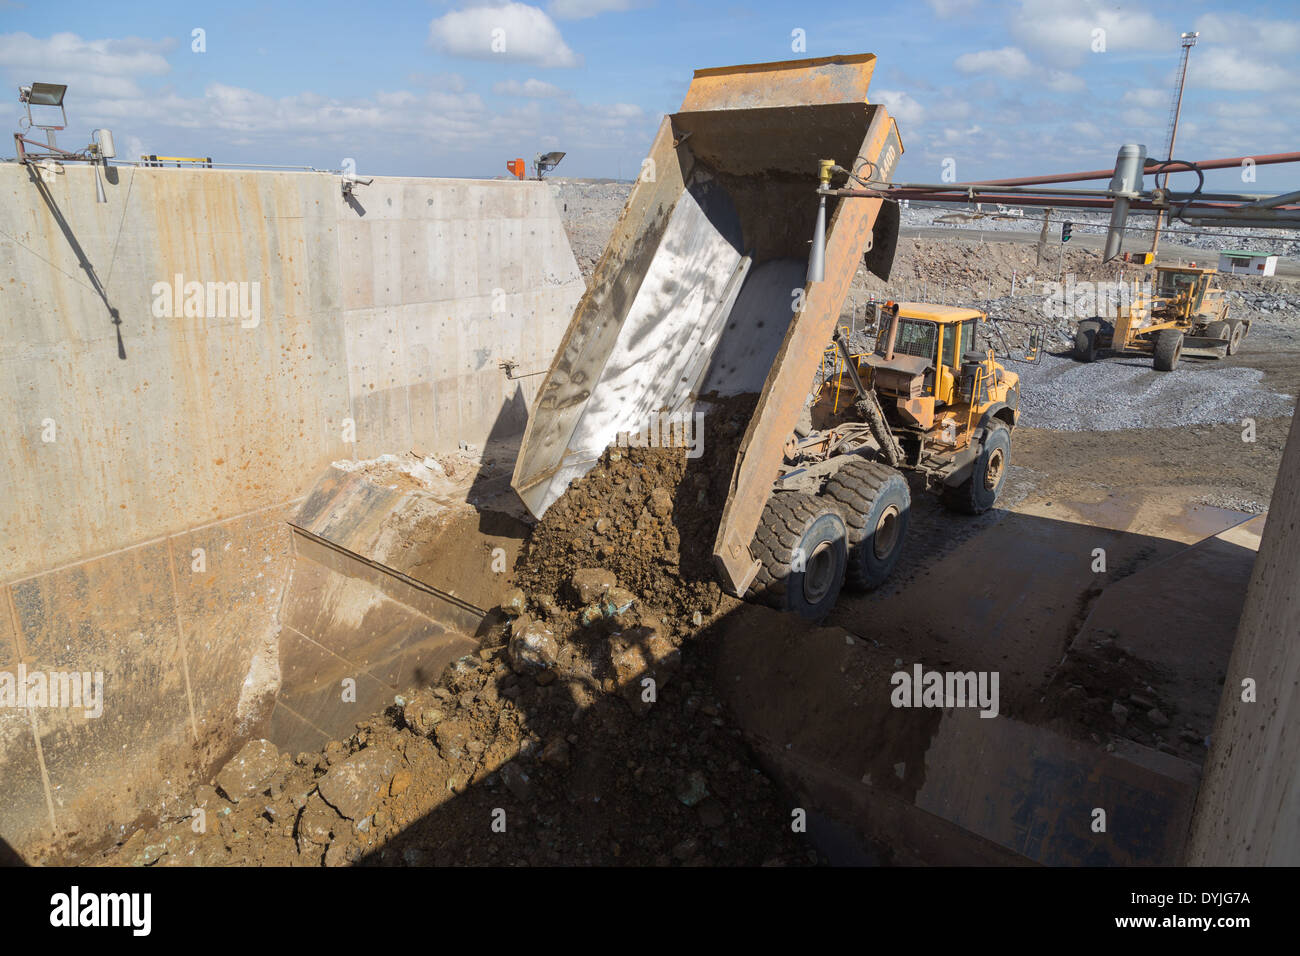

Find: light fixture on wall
<box><xmin>19</xmin><ymin>82</ymin><xmax>69</xmax><ymax>149</ymax></box>
<box><xmin>534</xmin><ymin>151</ymin><xmax>565</xmax><ymax>179</ymax></box>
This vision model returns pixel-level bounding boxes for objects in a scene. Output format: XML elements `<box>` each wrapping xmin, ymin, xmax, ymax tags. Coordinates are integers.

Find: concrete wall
<box><xmin>0</xmin><ymin>162</ymin><xmax>582</xmax><ymax>859</ymax></box>
<box><xmin>1187</xmin><ymin>407</ymin><xmax>1300</xmax><ymax>865</ymax></box>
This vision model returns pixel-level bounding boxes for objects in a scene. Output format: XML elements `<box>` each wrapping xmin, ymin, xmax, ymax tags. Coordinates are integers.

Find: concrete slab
<box><xmin>718</xmin><ymin>603</ymin><xmax>1198</xmax><ymax>865</ymax></box>
<box><xmin>828</xmin><ymin>504</ymin><xmax>1188</xmax><ymax>711</ymax></box>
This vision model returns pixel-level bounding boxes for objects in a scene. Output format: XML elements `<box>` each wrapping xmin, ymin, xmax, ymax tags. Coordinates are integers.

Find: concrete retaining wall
<box><xmin>1187</xmin><ymin>408</ymin><xmax>1300</xmax><ymax>865</ymax></box>
<box><xmin>0</xmin><ymin>162</ymin><xmax>583</xmax><ymax>859</ymax></box>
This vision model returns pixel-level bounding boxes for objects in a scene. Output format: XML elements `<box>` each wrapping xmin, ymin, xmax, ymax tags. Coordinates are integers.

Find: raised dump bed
<box><xmin>512</xmin><ymin>54</ymin><xmax>904</xmax><ymax>607</ymax></box>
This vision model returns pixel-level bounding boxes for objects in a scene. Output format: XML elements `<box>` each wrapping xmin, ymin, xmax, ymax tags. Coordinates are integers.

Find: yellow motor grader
<box><xmin>1073</xmin><ymin>266</ymin><xmax>1247</xmax><ymax>371</ymax></box>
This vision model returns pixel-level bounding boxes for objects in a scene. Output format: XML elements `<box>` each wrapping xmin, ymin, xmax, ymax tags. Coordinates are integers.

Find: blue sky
<box><xmin>3</xmin><ymin>0</ymin><xmax>1296</xmax><ymax>192</ymax></box>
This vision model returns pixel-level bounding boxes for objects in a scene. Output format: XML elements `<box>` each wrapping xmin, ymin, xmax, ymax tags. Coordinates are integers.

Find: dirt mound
<box><xmin>91</xmin><ymin>602</ymin><xmax>814</xmax><ymax>867</ymax></box>
<box><xmin>1023</xmin><ymin>633</ymin><xmax>1181</xmax><ymax>750</ymax></box>
<box><xmin>86</xmin><ymin>395</ymin><xmax>824</xmax><ymax>867</ymax></box>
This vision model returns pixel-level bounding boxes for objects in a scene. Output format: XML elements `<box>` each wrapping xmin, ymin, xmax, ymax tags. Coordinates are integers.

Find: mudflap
<box><xmin>863</xmin><ymin>199</ymin><xmax>899</xmax><ymax>282</ymax></box>
<box><xmin>940</xmin><ymin>427</ymin><xmax>987</xmax><ymax>489</ymax></box>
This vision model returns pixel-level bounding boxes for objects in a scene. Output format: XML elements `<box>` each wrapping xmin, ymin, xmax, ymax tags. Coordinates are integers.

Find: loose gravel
<box><xmin>1016</xmin><ymin>351</ymin><xmax>1294</xmax><ymax>431</ymax></box>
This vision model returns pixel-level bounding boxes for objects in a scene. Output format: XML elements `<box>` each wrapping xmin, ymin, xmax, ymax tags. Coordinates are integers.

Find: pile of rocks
<box><xmin>96</xmin><ymin>563</ymin><xmax>815</xmax><ymax>868</ymax></box>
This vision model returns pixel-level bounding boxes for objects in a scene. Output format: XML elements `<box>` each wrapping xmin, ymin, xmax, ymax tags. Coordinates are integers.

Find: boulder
<box><xmin>316</xmin><ymin>748</ymin><xmax>400</xmax><ymax>820</ymax></box>
<box><xmin>508</xmin><ymin>619</ymin><xmax>560</xmax><ymax>674</ymax></box>
<box><xmin>214</xmin><ymin>739</ymin><xmax>280</xmax><ymax>803</ymax></box>
<box><xmin>571</xmin><ymin>568</ymin><xmax>617</xmax><ymax>604</ymax></box>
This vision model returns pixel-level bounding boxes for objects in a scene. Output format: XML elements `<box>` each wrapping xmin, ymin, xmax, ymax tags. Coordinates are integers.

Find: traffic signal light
<box><xmin>1061</xmin><ymin>221</ymin><xmax>1073</xmax><ymax>243</ymax></box>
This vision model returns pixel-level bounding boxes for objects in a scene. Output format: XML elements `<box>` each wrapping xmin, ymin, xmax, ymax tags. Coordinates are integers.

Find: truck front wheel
<box><xmin>943</xmin><ymin>422</ymin><xmax>1011</xmax><ymax>515</ymax></box>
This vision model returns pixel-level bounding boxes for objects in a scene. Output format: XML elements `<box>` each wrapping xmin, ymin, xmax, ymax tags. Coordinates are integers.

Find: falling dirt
<box><xmin>515</xmin><ymin>394</ymin><xmax>758</xmax><ymax>621</ymax></box>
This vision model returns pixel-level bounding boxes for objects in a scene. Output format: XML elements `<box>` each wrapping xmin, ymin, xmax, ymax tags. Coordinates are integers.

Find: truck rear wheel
<box><xmin>748</xmin><ymin>493</ymin><xmax>847</xmax><ymax>621</ymax></box>
<box><xmin>942</xmin><ymin>422</ymin><xmax>1010</xmax><ymax>515</ymax></box>
<box><xmin>821</xmin><ymin>457</ymin><xmax>910</xmax><ymax>591</ymax></box>
<box><xmin>1153</xmin><ymin>329</ymin><xmax>1183</xmax><ymax>371</ymax></box>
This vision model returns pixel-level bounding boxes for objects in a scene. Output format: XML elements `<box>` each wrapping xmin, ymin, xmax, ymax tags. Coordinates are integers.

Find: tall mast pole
<box><xmin>1149</xmin><ymin>31</ymin><xmax>1198</xmax><ymax>260</ymax></box>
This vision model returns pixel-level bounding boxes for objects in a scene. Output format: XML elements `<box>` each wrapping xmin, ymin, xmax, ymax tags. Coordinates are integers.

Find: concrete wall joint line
<box><xmin>1</xmin><ymin>496</ymin><xmax>308</xmax><ymax>589</ymax></box>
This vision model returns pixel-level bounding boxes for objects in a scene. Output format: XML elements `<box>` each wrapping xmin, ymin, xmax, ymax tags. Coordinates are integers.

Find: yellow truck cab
<box><xmin>863</xmin><ymin>303</ymin><xmax>1020</xmax><ymax>436</ymax></box>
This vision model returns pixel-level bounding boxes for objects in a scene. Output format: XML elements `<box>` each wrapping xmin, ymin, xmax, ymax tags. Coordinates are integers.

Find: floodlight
<box><xmin>534</xmin><ymin>151</ymin><xmax>566</xmax><ymax>178</ymax></box>
<box><xmin>26</xmin><ymin>82</ymin><xmax>67</xmax><ymax>107</ymax></box>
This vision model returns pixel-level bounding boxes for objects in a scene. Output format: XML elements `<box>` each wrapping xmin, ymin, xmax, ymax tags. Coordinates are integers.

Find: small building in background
<box><xmin>1217</xmin><ymin>250</ymin><xmax>1279</xmax><ymax>276</ymax></box>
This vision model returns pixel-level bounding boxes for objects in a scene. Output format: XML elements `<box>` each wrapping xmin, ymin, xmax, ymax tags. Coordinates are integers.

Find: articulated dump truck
<box><xmin>512</xmin><ymin>54</ymin><xmax>1017</xmax><ymax>619</ymax></box>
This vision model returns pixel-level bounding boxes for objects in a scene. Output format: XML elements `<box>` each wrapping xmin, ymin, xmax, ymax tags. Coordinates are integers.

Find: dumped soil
<box><xmin>93</xmin><ymin>608</ymin><xmax>815</xmax><ymax>867</ymax></box>
<box><xmin>515</xmin><ymin>393</ymin><xmax>757</xmax><ymax>621</ymax></box>
<box><xmin>1023</xmin><ymin>634</ymin><xmax>1193</xmax><ymax>752</ymax></box>
<box><xmin>90</xmin><ymin>391</ymin><xmax>825</xmax><ymax>867</ymax></box>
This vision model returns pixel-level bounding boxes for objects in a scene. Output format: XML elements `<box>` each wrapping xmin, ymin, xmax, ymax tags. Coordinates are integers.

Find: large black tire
<box><xmin>1227</xmin><ymin>319</ymin><xmax>1246</xmax><ymax>355</ymax></box>
<box><xmin>1153</xmin><ymin>328</ymin><xmax>1183</xmax><ymax>371</ymax></box>
<box><xmin>1073</xmin><ymin>324</ymin><xmax>1098</xmax><ymax>363</ymax></box>
<box><xmin>748</xmin><ymin>492</ymin><xmax>848</xmax><ymax>621</ymax></box>
<box><xmin>942</xmin><ymin>422</ymin><xmax>1010</xmax><ymax>515</ymax></box>
<box><xmin>821</xmin><ymin>457</ymin><xmax>910</xmax><ymax>591</ymax></box>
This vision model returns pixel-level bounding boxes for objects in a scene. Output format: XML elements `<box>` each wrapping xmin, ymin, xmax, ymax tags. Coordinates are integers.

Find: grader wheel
<box><xmin>1153</xmin><ymin>329</ymin><xmax>1184</xmax><ymax>372</ymax></box>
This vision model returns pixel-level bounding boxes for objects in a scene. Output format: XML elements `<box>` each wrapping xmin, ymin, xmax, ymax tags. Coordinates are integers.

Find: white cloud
<box><xmin>1011</xmin><ymin>0</ymin><xmax>1165</xmax><ymax>64</ymax></box>
<box><xmin>1122</xmin><ymin>88</ymin><xmax>1167</xmax><ymax>109</ymax></box>
<box><xmin>873</xmin><ymin>89</ymin><xmax>924</xmax><ymax>126</ymax></box>
<box><xmin>493</xmin><ymin>77</ymin><xmax>566</xmax><ymax>97</ymax></box>
<box><xmin>0</xmin><ymin>32</ymin><xmax>172</xmax><ymax>77</ymax></box>
<box><xmin>1193</xmin><ymin>13</ymin><xmax>1300</xmax><ymax>58</ymax></box>
<box><xmin>1120</xmin><ymin>107</ymin><xmax>1159</xmax><ymax>129</ymax></box>
<box><xmin>1069</xmin><ymin>120</ymin><xmax>1102</xmax><ymax>141</ymax></box>
<box><xmin>429</xmin><ymin>3</ymin><xmax>581</xmax><ymax>68</ymax></box>
<box><xmin>955</xmin><ymin>46</ymin><xmax>1033</xmax><ymax>78</ymax></box>
<box><xmin>1044</xmin><ymin>70</ymin><xmax>1084</xmax><ymax>92</ymax></box>
<box><xmin>953</xmin><ymin>45</ymin><xmax>1083</xmax><ymax>92</ymax></box>
<box><xmin>0</xmin><ymin>31</ymin><xmax>174</xmax><ymax>102</ymax></box>
<box><xmin>406</xmin><ymin>72</ymin><xmax>469</xmax><ymax>93</ymax></box>
<box><xmin>1193</xmin><ymin>47</ymin><xmax>1294</xmax><ymax>93</ymax></box>
<box><xmin>548</xmin><ymin>0</ymin><xmax>636</xmax><ymax>18</ymax></box>
<box><xmin>924</xmin><ymin>0</ymin><xmax>979</xmax><ymax>16</ymax></box>
<box><xmin>939</xmin><ymin>124</ymin><xmax>982</xmax><ymax>147</ymax></box>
